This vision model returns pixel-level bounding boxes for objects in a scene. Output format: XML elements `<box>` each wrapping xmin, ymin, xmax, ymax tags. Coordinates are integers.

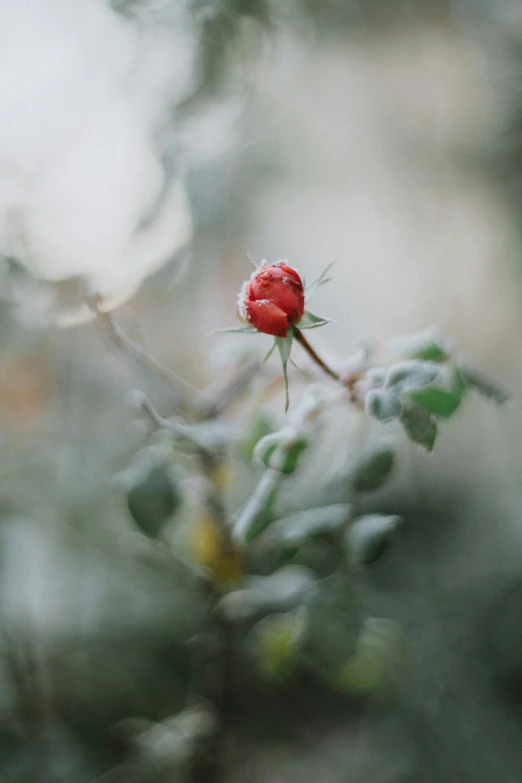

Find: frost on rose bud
<box><xmin>217</xmin><ymin>259</ymin><xmax>333</xmax><ymax>411</ymax></box>
<box><xmin>238</xmin><ymin>261</ymin><xmax>305</xmax><ymax>338</ymax></box>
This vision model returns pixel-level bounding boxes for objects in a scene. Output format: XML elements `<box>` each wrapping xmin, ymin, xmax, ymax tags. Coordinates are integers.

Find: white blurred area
<box><xmin>0</xmin><ymin>0</ymin><xmax>194</xmax><ymax>324</ymax></box>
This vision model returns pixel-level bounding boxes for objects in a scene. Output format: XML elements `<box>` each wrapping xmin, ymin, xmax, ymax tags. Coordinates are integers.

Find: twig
<box><xmin>86</xmin><ymin>292</ymin><xmax>200</xmax><ymax>413</ymax></box>
<box><xmin>198</xmin><ymin>358</ymin><xmax>262</xmax><ymax>420</ymax></box>
<box><xmin>131</xmin><ymin>391</ymin><xmax>214</xmax><ymax>467</ymax></box>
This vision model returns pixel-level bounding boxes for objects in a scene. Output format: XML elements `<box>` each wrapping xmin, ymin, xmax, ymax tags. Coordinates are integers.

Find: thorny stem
<box><xmin>293</xmin><ymin>327</ymin><xmax>340</xmax><ymax>382</ymax></box>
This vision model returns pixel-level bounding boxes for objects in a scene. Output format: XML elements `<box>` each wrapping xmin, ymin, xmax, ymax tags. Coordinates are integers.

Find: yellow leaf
<box><xmin>192</xmin><ymin>511</ymin><xmax>243</xmax><ymax>585</ymax></box>
<box><xmin>212</xmin><ymin>462</ymin><xmax>235</xmax><ymax>491</ymax></box>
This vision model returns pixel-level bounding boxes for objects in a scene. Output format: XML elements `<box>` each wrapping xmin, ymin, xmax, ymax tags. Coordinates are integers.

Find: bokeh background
<box><xmin>2</xmin><ymin>1</ymin><xmax>522</xmax><ymax>781</ymax></box>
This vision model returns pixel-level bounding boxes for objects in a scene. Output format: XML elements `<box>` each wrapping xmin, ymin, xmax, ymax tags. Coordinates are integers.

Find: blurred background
<box><xmin>2</xmin><ymin>0</ymin><xmax>522</xmax><ymax>781</ymax></box>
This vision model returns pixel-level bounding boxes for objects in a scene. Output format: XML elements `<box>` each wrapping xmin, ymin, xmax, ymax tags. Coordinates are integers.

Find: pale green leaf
<box><xmin>347</xmin><ymin>514</ymin><xmax>402</xmax><ymax>565</ymax></box>
<box><xmin>400</xmin><ymin>404</ymin><xmax>437</xmax><ymax>450</ymax></box>
<box><xmin>268</xmin><ymin>504</ymin><xmax>352</xmax><ymax>546</ymax></box>
<box><xmin>216</xmin><ymin>566</ymin><xmax>316</xmax><ymax>622</ymax></box>
<box><xmin>365</xmin><ymin>388</ymin><xmax>402</xmax><ymax>423</ymax></box>
<box><xmin>349</xmin><ymin>441</ymin><xmax>396</xmax><ymax>493</ymax></box>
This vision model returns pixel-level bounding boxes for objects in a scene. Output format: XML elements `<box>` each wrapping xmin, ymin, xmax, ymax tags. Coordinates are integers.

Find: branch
<box><xmin>198</xmin><ymin>358</ymin><xmax>262</xmax><ymax>419</ymax></box>
<box><xmin>86</xmin><ymin>292</ymin><xmax>199</xmax><ymax>413</ymax></box>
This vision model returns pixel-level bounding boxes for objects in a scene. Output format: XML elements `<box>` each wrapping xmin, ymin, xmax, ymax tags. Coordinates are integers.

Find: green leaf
<box><xmin>400</xmin><ymin>404</ymin><xmax>437</xmax><ymax>451</ymax></box>
<box><xmin>367</xmin><ymin>366</ymin><xmax>387</xmax><ymax>387</ymax></box>
<box><xmin>296</xmin><ymin>311</ymin><xmax>332</xmax><ymax>330</ymax></box>
<box><xmin>349</xmin><ymin>441</ymin><xmax>395</xmax><ymax>493</ymax></box>
<box><xmin>408</xmin><ymin>364</ymin><xmax>465</xmax><ymax>419</ymax></box>
<box><xmin>268</xmin><ymin>504</ymin><xmax>352</xmax><ymax>546</ymax></box>
<box><xmin>409</xmin><ymin>386</ymin><xmax>461</xmax><ymax>418</ymax></box>
<box><xmin>262</xmin><ymin>439</ymin><xmax>308</xmax><ymax>475</ymax></box>
<box><xmin>216</xmin><ymin>566</ymin><xmax>316</xmax><ymax>622</ymax></box>
<box><xmin>392</xmin><ymin>327</ymin><xmax>452</xmax><ymax>362</ymax></box>
<box><xmin>335</xmin><ymin>618</ymin><xmax>402</xmax><ymax>697</ymax></box>
<box><xmin>126</xmin><ymin>462</ymin><xmax>181</xmax><ymax>538</ymax></box>
<box><xmin>239</xmin><ymin>412</ymin><xmax>274</xmax><ymax>462</ymax></box>
<box><xmin>243</xmin><ymin>483</ymin><xmax>278</xmax><ymax>544</ymax></box>
<box><xmin>248</xmin><ymin>609</ymin><xmax>306</xmax><ymax>681</ymax></box>
<box><xmin>385</xmin><ymin>360</ymin><xmax>441</xmax><ymax>392</ymax></box>
<box><xmin>303</xmin><ymin>574</ymin><xmax>361</xmax><ymax>675</ymax></box>
<box><xmin>365</xmin><ymin>388</ymin><xmax>402</xmax><ymax>424</ymax></box>
<box><xmin>347</xmin><ymin>514</ymin><xmax>402</xmax><ymax>565</ymax></box>
<box><xmin>276</xmin><ymin>332</ymin><xmax>294</xmax><ymax>412</ymax></box>
<box><xmin>458</xmin><ymin>363</ymin><xmax>509</xmax><ymax>405</ymax></box>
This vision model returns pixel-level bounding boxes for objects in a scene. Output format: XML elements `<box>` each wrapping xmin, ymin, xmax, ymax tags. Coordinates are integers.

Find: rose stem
<box><xmin>292</xmin><ymin>327</ymin><xmax>340</xmax><ymax>382</ymax></box>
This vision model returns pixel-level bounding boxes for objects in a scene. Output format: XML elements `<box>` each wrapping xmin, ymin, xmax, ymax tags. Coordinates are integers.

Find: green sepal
<box><xmin>212</xmin><ymin>325</ymin><xmax>258</xmax><ymax>334</ymax></box>
<box><xmin>276</xmin><ymin>331</ymin><xmax>294</xmax><ymax>412</ymax></box>
<box><xmin>296</xmin><ymin>311</ymin><xmax>332</xmax><ymax>330</ymax></box>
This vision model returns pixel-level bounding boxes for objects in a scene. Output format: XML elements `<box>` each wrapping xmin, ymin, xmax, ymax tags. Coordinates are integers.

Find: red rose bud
<box><xmin>238</xmin><ymin>262</ymin><xmax>305</xmax><ymax>338</ymax></box>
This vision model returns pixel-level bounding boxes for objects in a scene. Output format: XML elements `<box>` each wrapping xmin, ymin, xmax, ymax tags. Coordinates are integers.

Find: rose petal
<box><xmin>244</xmin><ymin>299</ymin><xmax>289</xmax><ymax>337</ymax></box>
<box><xmin>249</xmin><ymin>267</ymin><xmax>304</xmax><ymax>326</ymax></box>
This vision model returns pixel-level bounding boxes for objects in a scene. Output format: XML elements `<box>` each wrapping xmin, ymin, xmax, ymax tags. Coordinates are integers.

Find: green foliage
<box><xmin>409</xmin><ymin>385</ymin><xmax>462</xmax><ymax>418</ymax></box>
<box><xmin>400</xmin><ymin>404</ymin><xmax>437</xmax><ymax>451</ymax></box>
<box><xmin>240</xmin><ymin>411</ymin><xmax>274</xmax><ymax>461</ymax></box>
<box><xmin>216</xmin><ymin>566</ymin><xmax>316</xmax><ymax>622</ymax></box>
<box><xmin>260</xmin><ymin>438</ymin><xmax>308</xmax><ymax>474</ymax></box>
<box><xmin>408</xmin><ymin>365</ymin><xmax>465</xmax><ymax>419</ymax></box>
<box><xmin>249</xmin><ymin>609</ymin><xmax>306</xmax><ymax>681</ymax></box>
<box><xmin>335</xmin><ymin>618</ymin><xmax>402</xmax><ymax>698</ymax></box>
<box><xmin>303</xmin><ymin>574</ymin><xmax>361</xmax><ymax>677</ymax></box>
<box><xmin>111</xmin><ymin>307</ymin><xmax>507</xmax><ymax>782</ymax></box>
<box><xmin>347</xmin><ymin>514</ymin><xmax>402</xmax><ymax>565</ymax></box>
<box><xmin>349</xmin><ymin>441</ymin><xmax>396</xmax><ymax>493</ymax></box>
<box><xmin>392</xmin><ymin>327</ymin><xmax>452</xmax><ymax>363</ymax></box>
<box><xmin>365</xmin><ymin>388</ymin><xmax>402</xmax><ymax>424</ymax></box>
<box><xmin>267</xmin><ymin>504</ymin><xmax>352</xmax><ymax>546</ymax></box>
<box><xmin>126</xmin><ymin>460</ymin><xmax>181</xmax><ymax>538</ymax></box>
<box><xmin>385</xmin><ymin>360</ymin><xmax>442</xmax><ymax>392</ymax></box>
<box><xmin>237</xmin><ymin>477</ymin><xmax>278</xmax><ymax>544</ymax></box>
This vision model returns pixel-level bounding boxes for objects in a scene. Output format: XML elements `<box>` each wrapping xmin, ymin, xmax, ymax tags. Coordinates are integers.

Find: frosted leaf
<box><xmin>346</xmin><ymin>514</ymin><xmax>402</xmax><ymax>565</ymax></box>
<box><xmin>268</xmin><ymin>504</ymin><xmax>352</xmax><ymax>546</ymax></box>
<box><xmin>216</xmin><ymin>565</ymin><xmax>316</xmax><ymax>622</ymax></box>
